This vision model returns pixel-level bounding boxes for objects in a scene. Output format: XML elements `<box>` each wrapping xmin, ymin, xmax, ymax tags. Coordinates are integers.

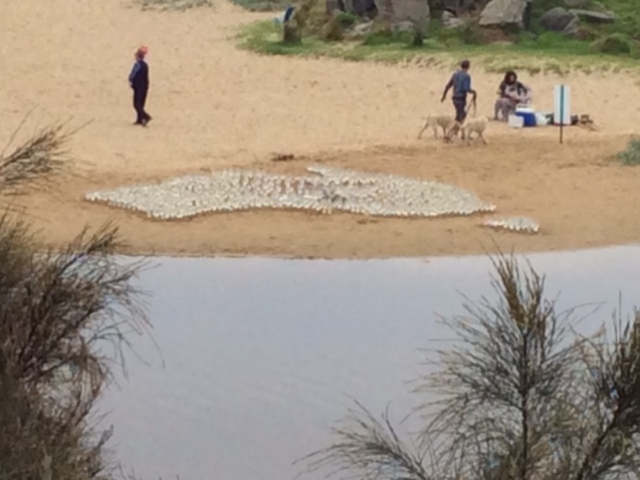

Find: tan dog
<box><xmin>444</xmin><ymin>116</ymin><xmax>489</xmax><ymax>145</ymax></box>
<box><xmin>460</xmin><ymin>116</ymin><xmax>489</xmax><ymax>145</ymax></box>
<box><xmin>417</xmin><ymin>114</ymin><xmax>457</xmax><ymax>139</ymax></box>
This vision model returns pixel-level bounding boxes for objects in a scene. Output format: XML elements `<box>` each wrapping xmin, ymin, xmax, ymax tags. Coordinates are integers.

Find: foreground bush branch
<box><xmin>0</xmin><ymin>117</ymin><xmax>85</xmax><ymax>190</ymax></box>
<box><xmin>300</xmin><ymin>400</ymin><xmax>431</xmax><ymax>480</ymax></box>
<box><xmin>301</xmin><ymin>254</ymin><xmax>640</xmax><ymax>480</ymax></box>
<box><xmin>0</xmin><ymin>215</ymin><xmax>150</xmax><ymax>480</ymax></box>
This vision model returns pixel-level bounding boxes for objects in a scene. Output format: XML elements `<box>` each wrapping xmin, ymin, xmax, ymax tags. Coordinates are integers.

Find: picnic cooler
<box><xmin>508</xmin><ymin>114</ymin><xmax>524</xmax><ymax>128</ymax></box>
<box><xmin>515</xmin><ymin>107</ymin><xmax>536</xmax><ymax>127</ymax></box>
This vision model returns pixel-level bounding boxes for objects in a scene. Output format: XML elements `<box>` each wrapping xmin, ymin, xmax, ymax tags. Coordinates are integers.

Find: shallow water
<box><xmin>101</xmin><ymin>246</ymin><xmax>640</xmax><ymax>480</ymax></box>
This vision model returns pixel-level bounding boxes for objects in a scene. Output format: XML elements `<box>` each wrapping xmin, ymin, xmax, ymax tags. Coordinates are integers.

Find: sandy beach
<box><xmin>2</xmin><ymin>0</ymin><xmax>640</xmax><ymax>258</ymax></box>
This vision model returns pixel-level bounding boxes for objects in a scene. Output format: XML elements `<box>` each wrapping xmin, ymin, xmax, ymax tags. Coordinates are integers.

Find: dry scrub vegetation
<box><xmin>302</xmin><ymin>255</ymin><xmax>640</xmax><ymax>480</ymax></box>
<box><xmin>0</xmin><ymin>123</ymin><xmax>152</xmax><ymax>479</ymax></box>
<box><xmin>0</xmin><ymin>218</ymin><xmax>151</xmax><ymax>480</ymax></box>
<box><xmin>0</xmin><ymin>117</ymin><xmax>76</xmax><ymax>191</ymax></box>
<box><xmin>617</xmin><ymin>136</ymin><xmax>640</xmax><ymax>166</ymax></box>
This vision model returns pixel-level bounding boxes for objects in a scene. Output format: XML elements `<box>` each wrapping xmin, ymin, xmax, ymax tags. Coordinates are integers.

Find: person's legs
<box><xmin>139</xmin><ymin>88</ymin><xmax>151</xmax><ymax>124</ymax></box>
<box><xmin>133</xmin><ymin>88</ymin><xmax>145</xmax><ymax>124</ymax></box>
<box><xmin>453</xmin><ymin>98</ymin><xmax>467</xmax><ymax>123</ymax></box>
<box><xmin>494</xmin><ymin>98</ymin><xmax>502</xmax><ymax>120</ymax></box>
<box><xmin>501</xmin><ymin>99</ymin><xmax>515</xmax><ymax>121</ymax></box>
<box><xmin>494</xmin><ymin>98</ymin><xmax>515</xmax><ymax>122</ymax></box>
<box><xmin>446</xmin><ymin>98</ymin><xmax>467</xmax><ymax>141</ymax></box>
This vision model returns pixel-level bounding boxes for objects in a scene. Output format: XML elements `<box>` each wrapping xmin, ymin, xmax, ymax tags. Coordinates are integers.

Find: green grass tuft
<box><xmin>361</xmin><ymin>30</ymin><xmax>415</xmax><ymax>46</ymax></box>
<box><xmin>138</xmin><ymin>0</ymin><xmax>212</xmax><ymax>10</ymax></box>
<box><xmin>590</xmin><ymin>32</ymin><xmax>640</xmax><ymax>56</ymax></box>
<box><xmin>336</xmin><ymin>12</ymin><xmax>358</xmax><ymax>27</ymax></box>
<box><xmin>617</xmin><ymin>136</ymin><xmax>640</xmax><ymax>165</ymax></box>
<box><xmin>229</xmin><ymin>0</ymin><xmax>290</xmax><ymax>12</ymax></box>
<box><xmin>237</xmin><ymin>20</ymin><xmax>328</xmax><ymax>56</ymax></box>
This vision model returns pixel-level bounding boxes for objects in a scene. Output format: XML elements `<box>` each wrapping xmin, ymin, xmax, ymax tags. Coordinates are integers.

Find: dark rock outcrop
<box><xmin>326</xmin><ymin>0</ymin><xmax>376</xmax><ymax>15</ymax></box>
<box><xmin>479</xmin><ymin>0</ymin><xmax>526</xmax><ymax>27</ymax></box>
<box><xmin>569</xmin><ymin>9</ymin><xmax>616</xmax><ymax>24</ymax></box>
<box><xmin>344</xmin><ymin>0</ymin><xmax>377</xmax><ymax>15</ymax></box>
<box><xmin>374</xmin><ymin>0</ymin><xmax>430</xmax><ymax>29</ymax></box>
<box><xmin>563</xmin><ymin>0</ymin><xmax>587</xmax><ymax>7</ymax></box>
<box><xmin>442</xmin><ymin>9</ymin><xmax>464</xmax><ymax>28</ymax></box>
<box><xmin>326</xmin><ymin>0</ymin><xmax>341</xmax><ymax>14</ymax></box>
<box><xmin>562</xmin><ymin>16</ymin><xmax>580</xmax><ymax>35</ymax></box>
<box><xmin>539</xmin><ymin>7</ymin><xmax>577</xmax><ymax>32</ymax></box>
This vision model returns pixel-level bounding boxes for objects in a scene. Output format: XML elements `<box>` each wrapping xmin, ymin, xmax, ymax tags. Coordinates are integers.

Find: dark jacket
<box><xmin>129</xmin><ymin>59</ymin><xmax>149</xmax><ymax>90</ymax></box>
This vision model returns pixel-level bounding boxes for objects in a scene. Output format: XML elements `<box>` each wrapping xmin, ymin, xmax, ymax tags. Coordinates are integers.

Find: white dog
<box><xmin>460</xmin><ymin>116</ymin><xmax>489</xmax><ymax>145</ymax></box>
<box><xmin>444</xmin><ymin>116</ymin><xmax>489</xmax><ymax>145</ymax></box>
<box><xmin>417</xmin><ymin>114</ymin><xmax>457</xmax><ymax>139</ymax></box>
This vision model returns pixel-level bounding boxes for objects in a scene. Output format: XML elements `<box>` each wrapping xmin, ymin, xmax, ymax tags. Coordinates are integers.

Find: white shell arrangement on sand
<box><xmin>484</xmin><ymin>216</ymin><xmax>540</xmax><ymax>234</ymax></box>
<box><xmin>84</xmin><ymin>165</ymin><xmax>496</xmax><ymax>220</ymax></box>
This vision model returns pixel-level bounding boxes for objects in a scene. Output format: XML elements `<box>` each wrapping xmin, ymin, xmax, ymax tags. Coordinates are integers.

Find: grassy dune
<box><xmin>237</xmin><ymin>0</ymin><xmax>640</xmax><ymax>74</ymax></box>
<box><xmin>238</xmin><ymin>20</ymin><xmax>640</xmax><ymax>75</ymax></box>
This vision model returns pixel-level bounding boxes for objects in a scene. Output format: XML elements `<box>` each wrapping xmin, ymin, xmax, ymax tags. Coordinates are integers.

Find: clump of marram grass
<box><xmin>0</xmin><ymin>217</ymin><xmax>152</xmax><ymax>480</ymax></box>
<box><xmin>230</xmin><ymin>0</ymin><xmax>289</xmax><ymax>12</ymax></box>
<box><xmin>139</xmin><ymin>0</ymin><xmax>212</xmax><ymax>10</ymax></box>
<box><xmin>0</xmin><ymin>121</ymin><xmax>77</xmax><ymax>190</ymax></box>
<box><xmin>617</xmin><ymin>136</ymin><xmax>640</xmax><ymax>165</ymax></box>
<box><xmin>300</xmin><ymin>253</ymin><xmax>640</xmax><ymax>480</ymax></box>
<box><xmin>0</xmin><ymin>117</ymin><xmax>153</xmax><ymax>480</ymax></box>
<box><xmin>0</xmin><ymin>114</ymin><xmax>91</xmax><ymax>198</ymax></box>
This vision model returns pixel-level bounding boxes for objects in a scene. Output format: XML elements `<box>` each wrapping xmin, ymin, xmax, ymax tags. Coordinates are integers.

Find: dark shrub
<box><xmin>590</xmin><ymin>32</ymin><xmax>633</xmax><ymax>54</ymax></box>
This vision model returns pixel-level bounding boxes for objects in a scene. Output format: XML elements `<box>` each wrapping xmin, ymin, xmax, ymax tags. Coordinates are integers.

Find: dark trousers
<box><xmin>133</xmin><ymin>87</ymin><xmax>151</xmax><ymax>124</ymax></box>
<box><xmin>453</xmin><ymin>97</ymin><xmax>467</xmax><ymax>123</ymax></box>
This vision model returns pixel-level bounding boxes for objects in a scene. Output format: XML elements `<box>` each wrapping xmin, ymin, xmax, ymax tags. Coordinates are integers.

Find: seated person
<box><xmin>494</xmin><ymin>70</ymin><xmax>532</xmax><ymax>121</ymax></box>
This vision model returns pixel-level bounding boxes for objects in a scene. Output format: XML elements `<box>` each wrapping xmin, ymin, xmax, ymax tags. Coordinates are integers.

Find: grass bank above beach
<box><xmin>237</xmin><ymin>19</ymin><xmax>640</xmax><ymax>75</ymax></box>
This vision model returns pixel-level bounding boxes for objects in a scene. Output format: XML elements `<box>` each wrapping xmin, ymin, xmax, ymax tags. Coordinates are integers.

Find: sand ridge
<box><xmin>2</xmin><ymin>0</ymin><xmax>640</xmax><ymax>258</ymax></box>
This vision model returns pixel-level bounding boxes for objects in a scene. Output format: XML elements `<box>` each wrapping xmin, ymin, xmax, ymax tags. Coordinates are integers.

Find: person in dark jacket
<box><xmin>129</xmin><ymin>46</ymin><xmax>152</xmax><ymax>126</ymax></box>
<box><xmin>441</xmin><ymin>59</ymin><xmax>476</xmax><ymax>124</ymax></box>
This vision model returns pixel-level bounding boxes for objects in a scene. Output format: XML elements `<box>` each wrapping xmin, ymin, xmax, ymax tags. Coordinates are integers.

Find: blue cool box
<box><xmin>515</xmin><ymin>108</ymin><xmax>537</xmax><ymax>127</ymax></box>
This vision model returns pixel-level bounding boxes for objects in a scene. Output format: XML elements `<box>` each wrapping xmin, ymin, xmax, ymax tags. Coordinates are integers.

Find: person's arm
<box><xmin>464</xmin><ymin>75</ymin><xmax>476</xmax><ymax>100</ymax></box>
<box><xmin>497</xmin><ymin>81</ymin><xmax>506</xmax><ymax>97</ymax></box>
<box><xmin>441</xmin><ymin>75</ymin><xmax>454</xmax><ymax>102</ymax></box>
<box><xmin>128</xmin><ymin>62</ymin><xmax>141</xmax><ymax>86</ymax></box>
<box><xmin>522</xmin><ymin>84</ymin><xmax>532</xmax><ymax>103</ymax></box>
<box><xmin>505</xmin><ymin>83</ymin><xmax>519</xmax><ymax>101</ymax></box>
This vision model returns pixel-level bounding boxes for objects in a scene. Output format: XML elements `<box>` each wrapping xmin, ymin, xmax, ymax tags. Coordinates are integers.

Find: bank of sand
<box><xmin>2</xmin><ymin>0</ymin><xmax>640</xmax><ymax>258</ymax></box>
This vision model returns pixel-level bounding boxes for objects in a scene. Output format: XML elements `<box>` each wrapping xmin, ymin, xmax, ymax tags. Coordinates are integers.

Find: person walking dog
<box><xmin>440</xmin><ymin>59</ymin><xmax>476</xmax><ymax>124</ymax></box>
<box><xmin>129</xmin><ymin>46</ymin><xmax>152</xmax><ymax>126</ymax></box>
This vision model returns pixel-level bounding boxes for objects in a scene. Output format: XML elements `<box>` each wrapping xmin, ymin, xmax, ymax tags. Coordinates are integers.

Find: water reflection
<box><xmin>101</xmin><ymin>246</ymin><xmax>640</xmax><ymax>480</ymax></box>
